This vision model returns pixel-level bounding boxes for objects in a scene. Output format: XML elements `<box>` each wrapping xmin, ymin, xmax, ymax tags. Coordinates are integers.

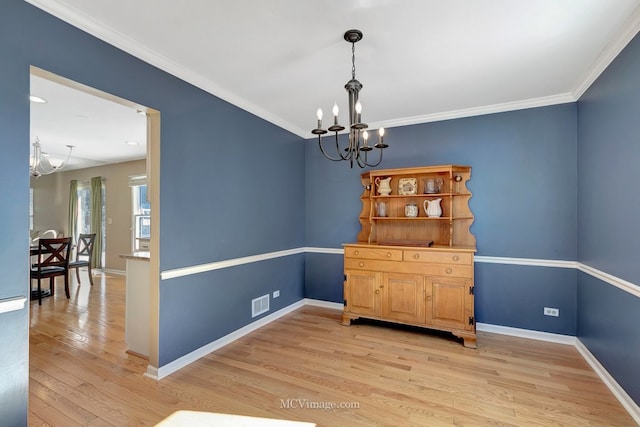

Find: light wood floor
<box><xmin>29</xmin><ymin>272</ymin><xmax>636</xmax><ymax>426</ymax></box>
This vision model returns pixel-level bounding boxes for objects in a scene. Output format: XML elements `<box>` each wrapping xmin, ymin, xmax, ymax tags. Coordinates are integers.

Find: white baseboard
<box><xmin>144</xmin><ymin>365</ymin><xmax>159</xmax><ymax>380</ymax></box>
<box><xmin>303</xmin><ymin>298</ymin><xmax>343</xmax><ymax>310</ymax></box>
<box><xmin>103</xmin><ymin>268</ymin><xmax>126</xmax><ymax>276</ymax></box>
<box><xmin>575</xmin><ymin>340</ymin><xmax>640</xmax><ymax>425</ymax></box>
<box><xmin>152</xmin><ymin>299</ymin><xmax>306</xmax><ymax>379</ymax></box>
<box><xmin>477</xmin><ymin>322</ymin><xmax>639</xmax><ymax>423</ymax></box>
<box><xmin>476</xmin><ymin>322</ymin><xmax>577</xmax><ymax>345</ymax></box>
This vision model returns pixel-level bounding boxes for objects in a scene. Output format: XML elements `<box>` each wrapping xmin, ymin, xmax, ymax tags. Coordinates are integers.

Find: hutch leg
<box><xmin>341</xmin><ymin>313</ymin><xmax>357</xmax><ymax>326</ymax></box>
<box><xmin>462</xmin><ymin>336</ymin><xmax>477</xmax><ymax>349</ymax></box>
<box><xmin>453</xmin><ymin>332</ymin><xmax>477</xmax><ymax>349</ymax></box>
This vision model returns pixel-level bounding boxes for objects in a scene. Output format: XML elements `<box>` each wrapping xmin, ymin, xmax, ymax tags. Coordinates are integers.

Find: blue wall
<box><xmin>305</xmin><ymin>104</ymin><xmax>579</xmax><ymax>336</ymax></box>
<box><xmin>306</xmin><ymin>106</ymin><xmax>578</xmax><ymax>259</ymax></box>
<box><xmin>577</xmin><ymin>31</ymin><xmax>640</xmax><ymax>404</ymax></box>
<box><xmin>577</xmin><ymin>273</ymin><xmax>640</xmax><ymax>403</ymax></box>
<box><xmin>161</xmin><ymin>255</ymin><xmax>304</xmax><ymax>363</ymax></box>
<box><xmin>0</xmin><ymin>0</ymin><xmax>305</xmax><ymax>383</ymax></box>
<box><xmin>0</xmin><ymin>4</ymin><xmax>34</xmax><ymax>425</ymax></box>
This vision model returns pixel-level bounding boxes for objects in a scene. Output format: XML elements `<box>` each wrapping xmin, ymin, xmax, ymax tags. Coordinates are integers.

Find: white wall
<box><xmin>31</xmin><ymin>159</ymin><xmax>146</xmax><ymax>271</ymax></box>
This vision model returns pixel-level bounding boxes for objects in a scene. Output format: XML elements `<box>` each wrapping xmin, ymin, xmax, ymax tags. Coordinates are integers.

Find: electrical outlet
<box><xmin>273</xmin><ymin>290</ymin><xmax>280</xmax><ymax>298</ymax></box>
<box><xmin>544</xmin><ymin>307</ymin><xmax>559</xmax><ymax>317</ymax></box>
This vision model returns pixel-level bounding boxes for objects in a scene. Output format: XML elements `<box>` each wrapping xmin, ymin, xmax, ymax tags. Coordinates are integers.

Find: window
<box><xmin>76</xmin><ymin>182</ymin><xmax>91</xmax><ymax>236</ymax></box>
<box><xmin>75</xmin><ymin>180</ymin><xmax>106</xmax><ymax>267</ymax></box>
<box><xmin>132</xmin><ymin>183</ymin><xmax>150</xmax><ymax>251</ymax></box>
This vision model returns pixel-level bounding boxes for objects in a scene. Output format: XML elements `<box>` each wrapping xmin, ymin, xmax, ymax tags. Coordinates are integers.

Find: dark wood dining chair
<box><xmin>30</xmin><ymin>237</ymin><xmax>72</xmax><ymax>305</ymax></box>
<box><xmin>68</xmin><ymin>233</ymin><xmax>96</xmax><ymax>286</ymax></box>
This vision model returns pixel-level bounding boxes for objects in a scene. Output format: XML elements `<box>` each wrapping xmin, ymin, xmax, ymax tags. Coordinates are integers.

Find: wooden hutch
<box><xmin>342</xmin><ymin>165</ymin><xmax>477</xmax><ymax>348</ymax></box>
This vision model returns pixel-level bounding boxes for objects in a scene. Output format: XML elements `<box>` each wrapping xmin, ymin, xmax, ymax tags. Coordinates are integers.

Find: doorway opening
<box><xmin>28</xmin><ymin>65</ymin><xmax>160</xmax><ymax>372</ymax></box>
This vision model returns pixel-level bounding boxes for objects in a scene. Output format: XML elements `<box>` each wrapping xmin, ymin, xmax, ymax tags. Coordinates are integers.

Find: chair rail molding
<box><xmin>0</xmin><ymin>296</ymin><xmax>27</xmax><ymax>314</ymax></box>
<box><xmin>577</xmin><ymin>262</ymin><xmax>640</xmax><ymax>299</ymax></box>
<box><xmin>159</xmin><ymin>247</ymin><xmax>640</xmax><ymax>299</ymax></box>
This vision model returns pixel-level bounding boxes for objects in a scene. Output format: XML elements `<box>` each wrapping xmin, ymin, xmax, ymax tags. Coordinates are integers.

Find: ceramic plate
<box><xmin>398</xmin><ymin>178</ymin><xmax>417</xmax><ymax>195</ymax></box>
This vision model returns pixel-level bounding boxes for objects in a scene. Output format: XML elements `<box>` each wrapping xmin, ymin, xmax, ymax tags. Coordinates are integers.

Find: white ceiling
<box><xmin>27</xmin><ymin>0</ymin><xmax>640</xmax><ymax>168</ymax></box>
<box><xmin>30</xmin><ymin>73</ymin><xmax>147</xmax><ymax>171</ymax></box>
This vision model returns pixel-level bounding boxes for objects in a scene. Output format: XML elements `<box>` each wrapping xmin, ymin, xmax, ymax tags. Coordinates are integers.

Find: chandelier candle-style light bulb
<box><xmin>355</xmin><ymin>102</ymin><xmax>362</xmax><ymax>125</ymax></box>
<box><xmin>310</xmin><ymin>29</ymin><xmax>389</xmax><ymax>168</ymax></box>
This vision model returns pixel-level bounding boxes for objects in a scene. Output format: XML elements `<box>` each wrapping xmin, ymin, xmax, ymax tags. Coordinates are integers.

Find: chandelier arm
<box><xmin>30</xmin><ymin>138</ymin><xmax>74</xmax><ymax>177</ymax></box>
<box><xmin>59</xmin><ymin>145</ymin><xmax>74</xmax><ymax>168</ymax></box>
<box><xmin>347</xmin><ymin>132</ymin><xmax>358</xmax><ymax>160</ymax></box>
<box><xmin>354</xmin><ymin>131</ymin><xmax>382</xmax><ymax>168</ymax></box>
<box><xmin>355</xmin><ymin>142</ymin><xmax>369</xmax><ymax>169</ymax></box>
<box><xmin>317</xmin><ymin>134</ymin><xmax>348</xmax><ymax>162</ymax></box>
<box><xmin>337</xmin><ymin>132</ymin><xmax>353</xmax><ymax>161</ymax></box>
<box><xmin>38</xmin><ymin>157</ymin><xmax>57</xmax><ymax>174</ymax></box>
<box><xmin>361</xmin><ymin>147</ymin><xmax>385</xmax><ymax>168</ymax></box>
<box><xmin>349</xmin><ymin>135</ymin><xmax>356</xmax><ymax>168</ymax></box>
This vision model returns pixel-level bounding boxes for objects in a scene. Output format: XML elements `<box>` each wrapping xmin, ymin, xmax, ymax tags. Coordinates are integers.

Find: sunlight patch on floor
<box><xmin>156</xmin><ymin>411</ymin><xmax>316</xmax><ymax>427</ymax></box>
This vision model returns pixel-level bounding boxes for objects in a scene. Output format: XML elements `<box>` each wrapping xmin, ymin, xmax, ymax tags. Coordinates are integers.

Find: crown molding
<box><xmin>373</xmin><ymin>93</ymin><xmax>576</xmax><ymax>130</ymax></box>
<box><xmin>24</xmin><ymin>0</ymin><xmax>308</xmax><ymax>138</ymax></box>
<box><xmin>572</xmin><ymin>5</ymin><xmax>640</xmax><ymax>99</ymax></box>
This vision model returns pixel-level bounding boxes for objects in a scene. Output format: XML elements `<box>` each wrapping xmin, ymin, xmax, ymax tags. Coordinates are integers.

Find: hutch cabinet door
<box><xmin>344</xmin><ymin>270</ymin><xmax>382</xmax><ymax>317</ymax></box>
<box><xmin>382</xmin><ymin>273</ymin><xmax>426</xmax><ymax>324</ymax></box>
<box><xmin>426</xmin><ymin>276</ymin><xmax>473</xmax><ymax>331</ymax></box>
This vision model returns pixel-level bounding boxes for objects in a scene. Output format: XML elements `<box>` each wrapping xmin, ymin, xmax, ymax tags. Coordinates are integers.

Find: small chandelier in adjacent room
<box><xmin>311</xmin><ymin>29</ymin><xmax>388</xmax><ymax>168</ymax></box>
<box><xmin>30</xmin><ymin>137</ymin><xmax>74</xmax><ymax>177</ymax></box>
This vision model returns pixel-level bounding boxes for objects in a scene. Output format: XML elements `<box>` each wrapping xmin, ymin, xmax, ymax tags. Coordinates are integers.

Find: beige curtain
<box><xmin>90</xmin><ymin>177</ymin><xmax>104</xmax><ymax>269</ymax></box>
<box><xmin>68</xmin><ymin>180</ymin><xmax>78</xmax><ymax>244</ymax></box>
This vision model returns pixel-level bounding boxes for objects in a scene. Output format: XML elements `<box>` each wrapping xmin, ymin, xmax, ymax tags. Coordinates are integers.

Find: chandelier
<box><xmin>30</xmin><ymin>137</ymin><xmax>74</xmax><ymax>177</ymax></box>
<box><xmin>311</xmin><ymin>29</ymin><xmax>388</xmax><ymax>168</ymax></box>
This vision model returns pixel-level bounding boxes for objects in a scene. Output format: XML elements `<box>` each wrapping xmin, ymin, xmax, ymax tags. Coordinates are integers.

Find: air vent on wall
<box><xmin>251</xmin><ymin>294</ymin><xmax>269</xmax><ymax>318</ymax></box>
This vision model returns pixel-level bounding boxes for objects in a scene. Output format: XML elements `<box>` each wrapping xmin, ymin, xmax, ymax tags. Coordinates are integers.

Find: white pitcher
<box><xmin>375</xmin><ymin>177</ymin><xmax>392</xmax><ymax>196</ymax></box>
<box><xmin>423</xmin><ymin>198</ymin><xmax>442</xmax><ymax>217</ymax></box>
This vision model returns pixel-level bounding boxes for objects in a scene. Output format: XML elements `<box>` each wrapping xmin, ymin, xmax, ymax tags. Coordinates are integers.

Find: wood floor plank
<box><xmin>29</xmin><ymin>273</ymin><xmax>637</xmax><ymax>426</ymax></box>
